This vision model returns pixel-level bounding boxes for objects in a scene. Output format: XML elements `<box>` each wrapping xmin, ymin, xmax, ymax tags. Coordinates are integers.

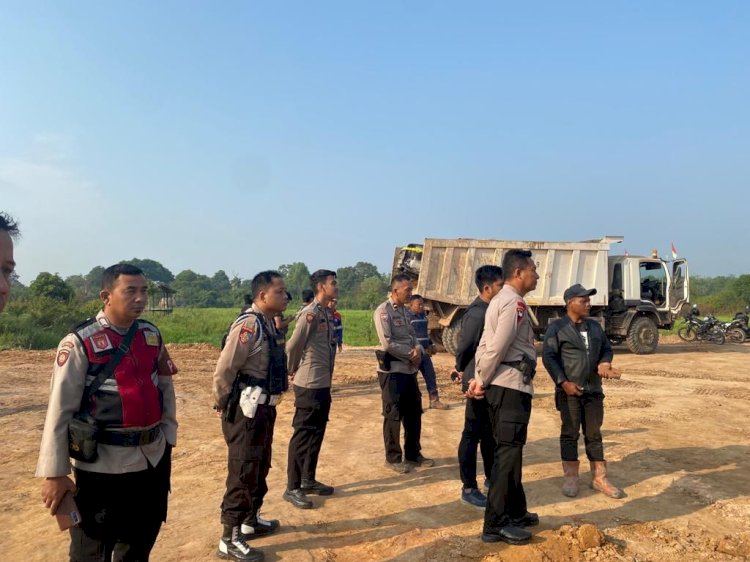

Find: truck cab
<box><xmin>606</xmin><ymin>255</ymin><xmax>689</xmax><ymax>352</ymax></box>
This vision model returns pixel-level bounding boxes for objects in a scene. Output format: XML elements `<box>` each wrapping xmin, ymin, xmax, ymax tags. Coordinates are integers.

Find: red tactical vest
<box><xmin>75</xmin><ymin>319</ymin><xmax>163</xmax><ymax>428</ymax></box>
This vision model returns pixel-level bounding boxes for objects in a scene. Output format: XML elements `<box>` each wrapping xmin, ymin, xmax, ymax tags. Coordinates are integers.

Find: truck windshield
<box><xmin>639</xmin><ymin>262</ymin><xmax>667</xmax><ymax>306</ymax></box>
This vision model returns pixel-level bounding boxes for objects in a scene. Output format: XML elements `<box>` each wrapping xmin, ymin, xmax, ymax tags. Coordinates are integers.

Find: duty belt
<box><xmin>99</xmin><ymin>425</ymin><xmax>161</xmax><ymax>447</ymax></box>
<box><xmin>501</xmin><ymin>361</ymin><xmax>524</xmax><ymax>369</ymax></box>
<box><xmin>238</xmin><ymin>374</ymin><xmax>268</xmax><ymax>389</ymax></box>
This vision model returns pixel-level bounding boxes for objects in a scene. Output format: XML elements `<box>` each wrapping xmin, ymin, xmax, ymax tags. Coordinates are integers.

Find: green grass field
<box><xmin>142</xmin><ymin>308</ymin><xmax>380</xmax><ymax>347</ymax></box>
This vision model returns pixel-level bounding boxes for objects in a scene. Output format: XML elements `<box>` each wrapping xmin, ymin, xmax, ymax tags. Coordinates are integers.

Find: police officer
<box><xmin>212</xmin><ymin>270</ymin><xmax>289</xmax><ymax>562</ymax></box>
<box><xmin>0</xmin><ymin>212</ymin><xmax>19</xmax><ymax>314</ymax></box>
<box><xmin>470</xmin><ymin>249</ymin><xmax>539</xmax><ymax>545</ymax></box>
<box><xmin>283</xmin><ymin>269</ymin><xmax>339</xmax><ymax>509</ymax></box>
<box><xmin>37</xmin><ymin>264</ymin><xmax>178</xmax><ymax>561</ymax></box>
<box><xmin>453</xmin><ymin>265</ymin><xmax>504</xmax><ymax>509</ymax></box>
<box><xmin>542</xmin><ymin>284</ymin><xmax>624</xmax><ymax>499</ymax></box>
<box><xmin>374</xmin><ymin>273</ymin><xmax>434</xmax><ymax>474</ymax></box>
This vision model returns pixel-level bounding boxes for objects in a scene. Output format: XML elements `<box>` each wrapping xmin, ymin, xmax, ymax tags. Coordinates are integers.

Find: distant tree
<box><xmin>278</xmin><ymin>262</ymin><xmax>311</xmax><ymax>301</ymax></box>
<box><xmin>211</xmin><ymin>270</ymin><xmax>234</xmax><ymax>307</ymax></box>
<box><xmin>30</xmin><ymin>272</ymin><xmax>74</xmax><ymax>302</ymax></box>
<box><xmin>121</xmin><ymin>258</ymin><xmax>175</xmax><ymax>284</ymax></box>
<box><xmin>172</xmin><ymin>269</ymin><xmax>216</xmax><ymax>307</ymax></box>
<box><xmin>733</xmin><ymin>275</ymin><xmax>750</xmax><ymax>304</ymax></box>
<box><xmin>355</xmin><ymin>275</ymin><xmax>389</xmax><ymax>309</ymax></box>
<box><xmin>85</xmin><ymin>266</ymin><xmax>106</xmax><ymax>291</ymax></box>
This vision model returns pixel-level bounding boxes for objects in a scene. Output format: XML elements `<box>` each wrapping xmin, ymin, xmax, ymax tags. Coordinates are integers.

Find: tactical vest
<box><xmin>74</xmin><ymin>318</ymin><xmax>164</xmax><ymax>428</ymax></box>
<box><xmin>229</xmin><ymin>310</ymin><xmax>288</xmax><ymax>395</ymax></box>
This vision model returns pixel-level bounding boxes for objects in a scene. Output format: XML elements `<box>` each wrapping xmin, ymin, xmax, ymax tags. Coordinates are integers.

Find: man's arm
<box><xmin>37</xmin><ymin>335</ymin><xmax>87</xmax><ymax>514</ymax></box>
<box><xmin>475</xmin><ymin>299</ymin><xmax>517</xmax><ymax>386</ymax></box>
<box><xmin>455</xmin><ymin>308</ymin><xmax>483</xmax><ymax>372</ymax></box>
<box><xmin>157</xmin><ymin>346</ymin><xmax>178</xmax><ymax>446</ymax></box>
<box><xmin>286</xmin><ymin>308</ymin><xmax>315</xmax><ymax>374</ymax></box>
<box><xmin>212</xmin><ymin>318</ymin><xmax>260</xmax><ymax>410</ymax></box>
<box><xmin>541</xmin><ymin>324</ymin><xmax>568</xmax><ymax>386</ymax></box>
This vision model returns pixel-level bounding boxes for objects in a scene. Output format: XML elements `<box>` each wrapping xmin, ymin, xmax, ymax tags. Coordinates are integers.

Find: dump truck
<box><xmin>391</xmin><ymin>237</ymin><xmax>689</xmax><ymax>355</ymax></box>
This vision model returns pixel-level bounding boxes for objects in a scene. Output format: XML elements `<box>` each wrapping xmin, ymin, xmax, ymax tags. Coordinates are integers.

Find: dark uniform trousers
<box><xmin>221</xmin><ymin>404</ymin><xmax>276</xmax><ymax>527</ymax></box>
<box><xmin>70</xmin><ymin>445</ymin><xmax>172</xmax><ymax>562</ymax></box>
<box><xmin>378</xmin><ymin>371</ymin><xmax>422</xmax><ymax>464</ymax></box>
<box><xmin>484</xmin><ymin>386</ymin><xmax>532</xmax><ymax>530</ymax></box>
<box><xmin>458</xmin><ymin>397</ymin><xmax>496</xmax><ymax>490</ymax></box>
<box><xmin>557</xmin><ymin>391</ymin><xmax>605</xmax><ymax>461</ymax></box>
<box><xmin>287</xmin><ymin>386</ymin><xmax>332</xmax><ymax>489</ymax></box>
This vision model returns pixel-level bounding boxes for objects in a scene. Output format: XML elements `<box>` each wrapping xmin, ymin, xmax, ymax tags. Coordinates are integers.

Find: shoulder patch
<box><xmin>144</xmin><ymin>330</ymin><xmax>160</xmax><ymax>347</ymax></box>
<box><xmin>306</xmin><ymin>312</ymin><xmax>315</xmax><ymax>323</ymax></box>
<box><xmin>516</xmin><ymin>300</ymin><xmax>527</xmax><ymax>321</ymax></box>
<box><xmin>56</xmin><ymin>349</ymin><xmax>70</xmax><ymax>367</ymax></box>
<box><xmin>238</xmin><ymin>321</ymin><xmax>256</xmax><ymax>345</ymax></box>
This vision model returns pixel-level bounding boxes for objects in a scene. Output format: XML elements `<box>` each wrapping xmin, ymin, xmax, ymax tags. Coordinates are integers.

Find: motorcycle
<box><xmin>678</xmin><ymin>313</ymin><xmax>725</xmax><ymax>345</ymax></box>
<box><xmin>722</xmin><ymin>318</ymin><xmax>747</xmax><ymax>344</ymax></box>
<box><xmin>731</xmin><ymin>306</ymin><xmax>750</xmax><ymax>341</ymax></box>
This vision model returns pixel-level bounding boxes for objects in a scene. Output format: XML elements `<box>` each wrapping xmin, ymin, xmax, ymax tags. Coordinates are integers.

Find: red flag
<box><xmin>671</xmin><ymin>242</ymin><xmax>678</xmax><ymax>260</ymax></box>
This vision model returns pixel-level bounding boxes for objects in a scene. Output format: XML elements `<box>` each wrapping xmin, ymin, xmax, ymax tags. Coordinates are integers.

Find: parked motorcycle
<box><xmin>722</xmin><ymin>318</ymin><xmax>747</xmax><ymax>343</ymax></box>
<box><xmin>678</xmin><ymin>313</ymin><xmax>725</xmax><ymax>344</ymax></box>
<box><xmin>731</xmin><ymin>306</ymin><xmax>750</xmax><ymax>341</ymax></box>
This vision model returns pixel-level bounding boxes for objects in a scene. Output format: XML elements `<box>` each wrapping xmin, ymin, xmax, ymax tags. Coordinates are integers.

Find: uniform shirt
<box><xmin>373</xmin><ymin>298</ymin><xmax>421</xmax><ymax>374</ymax></box>
<box><xmin>287</xmin><ymin>300</ymin><xmax>337</xmax><ymax>389</ymax></box>
<box><xmin>475</xmin><ymin>284</ymin><xmax>536</xmax><ymax>396</ymax></box>
<box><xmin>212</xmin><ymin>303</ymin><xmax>279</xmax><ymax>409</ymax></box>
<box><xmin>36</xmin><ymin>310</ymin><xmax>178</xmax><ymax>477</ymax></box>
<box><xmin>406</xmin><ymin>310</ymin><xmax>431</xmax><ymax>349</ymax></box>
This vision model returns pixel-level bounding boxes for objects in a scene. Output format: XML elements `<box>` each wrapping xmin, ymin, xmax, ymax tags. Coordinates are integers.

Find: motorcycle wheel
<box><xmin>726</xmin><ymin>327</ymin><xmax>747</xmax><ymax>344</ymax></box>
<box><xmin>677</xmin><ymin>326</ymin><xmax>696</xmax><ymax>342</ymax></box>
<box><xmin>708</xmin><ymin>327</ymin><xmax>725</xmax><ymax>345</ymax></box>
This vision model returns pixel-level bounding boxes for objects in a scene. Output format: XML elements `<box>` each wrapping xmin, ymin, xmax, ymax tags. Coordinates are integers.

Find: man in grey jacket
<box><xmin>542</xmin><ymin>284</ymin><xmax>624</xmax><ymax>499</ymax></box>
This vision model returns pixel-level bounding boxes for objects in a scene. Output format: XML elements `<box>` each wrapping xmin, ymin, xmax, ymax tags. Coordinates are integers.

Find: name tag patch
<box><xmin>144</xmin><ymin>331</ymin><xmax>159</xmax><ymax>346</ymax></box>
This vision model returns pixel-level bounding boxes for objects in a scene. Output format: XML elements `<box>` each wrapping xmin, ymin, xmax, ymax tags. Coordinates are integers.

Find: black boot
<box><xmin>218</xmin><ymin>524</ymin><xmax>264</xmax><ymax>561</ymax></box>
<box><xmin>241</xmin><ymin>510</ymin><xmax>280</xmax><ymax>539</ymax></box>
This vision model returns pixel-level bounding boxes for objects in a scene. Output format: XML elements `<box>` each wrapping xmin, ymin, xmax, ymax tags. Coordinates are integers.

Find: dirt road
<box><xmin>2</xmin><ymin>340</ymin><xmax>749</xmax><ymax>561</ymax></box>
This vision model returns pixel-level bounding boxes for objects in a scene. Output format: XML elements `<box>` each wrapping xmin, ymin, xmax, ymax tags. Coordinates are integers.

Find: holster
<box><xmin>519</xmin><ymin>353</ymin><xmax>537</xmax><ymax>385</ymax></box>
<box><xmin>68</xmin><ymin>415</ymin><xmax>99</xmax><ymax>463</ymax></box>
<box><xmin>375</xmin><ymin>350</ymin><xmax>393</xmax><ymax>371</ymax></box>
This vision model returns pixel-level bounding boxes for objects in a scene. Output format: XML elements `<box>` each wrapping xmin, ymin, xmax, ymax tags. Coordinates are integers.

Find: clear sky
<box><xmin>2</xmin><ymin>1</ymin><xmax>748</xmax><ymax>284</ymax></box>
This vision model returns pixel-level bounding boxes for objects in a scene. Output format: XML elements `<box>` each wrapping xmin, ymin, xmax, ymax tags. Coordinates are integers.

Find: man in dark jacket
<box><xmin>542</xmin><ymin>284</ymin><xmax>624</xmax><ymax>499</ymax></box>
<box><xmin>452</xmin><ymin>265</ymin><xmax>503</xmax><ymax>508</ymax></box>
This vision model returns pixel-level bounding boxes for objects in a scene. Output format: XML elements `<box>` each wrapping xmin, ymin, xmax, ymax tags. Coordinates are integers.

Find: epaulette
<box><xmin>71</xmin><ymin>318</ymin><xmax>105</xmax><ymax>341</ymax></box>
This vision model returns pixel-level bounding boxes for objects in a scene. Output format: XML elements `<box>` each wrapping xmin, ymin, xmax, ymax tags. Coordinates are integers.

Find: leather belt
<box><xmin>100</xmin><ymin>425</ymin><xmax>161</xmax><ymax>447</ymax></box>
<box><xmin>501</xmin><ymin>361</ymin><xmax>523</xmax><ymax>369</ymax></box>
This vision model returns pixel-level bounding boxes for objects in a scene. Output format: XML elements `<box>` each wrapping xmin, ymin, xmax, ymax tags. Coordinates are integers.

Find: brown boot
<box><xmin>590</xmin><ymin>460</ymin><xmax>625</xmax><ymax>499</ymax></box>
<box><xmin>429</xmin><ymin>393</ymin><xmax>449</xmax><ymax>410</ymax></box>
<box><xmin>561</xmin><ymin>460</ymin><xmax>580</xmax><ymax>497</ymax></box>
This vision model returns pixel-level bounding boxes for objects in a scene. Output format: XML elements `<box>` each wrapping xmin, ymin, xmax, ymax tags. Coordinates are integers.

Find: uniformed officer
<box><xmin>0</xmin><ymin>212</ymin><xmax>19</xmax><ymax>314</ymax></box>
<box><xmin>542</xmin><ymin>284</ymin><xmax>624</xmax><ymax>499</ymax></box>
<box><xmin>374</xmin><ymin>273</ymin><xmax>434</xmax><ymax>474</ymax></box>
<box><xmin>470</xmin><ymin>249</ymin><xmax>540</xmax><ymax>545</ymax></box>
<box><xmin>283</xmin><ymin>269</ymin><xmax>339</xmax><ymax>509</ymax></box>
<box><xmin>212</xmin><ymin>271</ymin><xmax>289</xmax><ymax>562</ymax></box>
<box><xmin>37</xmin><ymin>263</ymin><xmax>178</xmax><ymax>561</ymax></box>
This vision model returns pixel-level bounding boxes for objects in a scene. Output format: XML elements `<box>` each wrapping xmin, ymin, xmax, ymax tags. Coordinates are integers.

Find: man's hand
<box><xmin>561</xmin><ymin>381</ymin><xmax>583</xmax><ymax>396</ymax></box>
<box><xmin>42</xmin><ymin>476</ymin><xmax>76</xmax><ymax>515</ymax></box>
<box><xmin>598</xmin><ymin>362</ymin><xmax>622</xmax><ymax>379</ymax></box>
<box><xmin>427</xmin><ymin>345</ymin><xmax>437</xmax><ymax>357</ymax></box>
<box><xmin>450</xmin><ymin>370</ymin><xmax>463</xmax><ymax>385</ymax></box>
<box><xmin>289</xmin><ymin>371</ymin><xmax>296</xmax><ymax>383</ymax></box>
<box><xmin>337</xmin><ymin>344</ymin><xmax>343</xmax><ymax>352</ymax></box>
<box><xmin>466</xmin><ymin>378</ymin><xmax>485</xmax><ymax>399</ymax></box>
<box><xmin>408</xmin><ymin>347</ymin><xmax>422</xmax><ymax>367</ymax></box>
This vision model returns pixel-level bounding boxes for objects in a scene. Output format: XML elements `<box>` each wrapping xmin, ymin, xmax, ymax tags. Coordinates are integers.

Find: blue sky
<box><xmin>1</xmin><ymin>1</ymin><xmax>748</xmax><ymax>284</ymax></box>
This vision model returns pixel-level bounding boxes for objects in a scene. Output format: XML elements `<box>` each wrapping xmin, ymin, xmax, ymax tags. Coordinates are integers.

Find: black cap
<box><xmin>563</xmin><ymin>283</ymin><xmax>597</xmax><ymax>303</ymax></box>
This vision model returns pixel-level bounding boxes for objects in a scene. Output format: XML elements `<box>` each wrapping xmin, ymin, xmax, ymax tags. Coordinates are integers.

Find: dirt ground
<box><xmin>2</xmin><ymin>339</ymin><xmax>749</xmax><ymax>561</ymax></box>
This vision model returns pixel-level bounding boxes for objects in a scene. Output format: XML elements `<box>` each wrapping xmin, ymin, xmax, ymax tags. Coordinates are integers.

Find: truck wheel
<box><xmin>626</xmin><ymin>316</ymin><xmax>659</xmax><ymax>354</ymax></box>
<box><xmin>442</xmin><ymin>322</ymin><xmax>462</xmax><ymax>357</ymax></box>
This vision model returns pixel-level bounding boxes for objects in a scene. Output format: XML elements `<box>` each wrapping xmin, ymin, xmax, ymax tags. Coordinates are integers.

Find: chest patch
<box><xmin>91</xmin><ymin>333</ymin><xmax>113</xmax><ymax>352</ymax></box>
<box><xmin>144</xmin><ymin>330</ymin><xmax>159</xmax><ymax>346</ymax></box>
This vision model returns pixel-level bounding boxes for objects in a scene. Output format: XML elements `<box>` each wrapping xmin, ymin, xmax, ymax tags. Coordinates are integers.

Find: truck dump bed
<box><xmin>416</xmin><ymin>238</ymin><xmax>614</xmax><ymax>307</ymax></box>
